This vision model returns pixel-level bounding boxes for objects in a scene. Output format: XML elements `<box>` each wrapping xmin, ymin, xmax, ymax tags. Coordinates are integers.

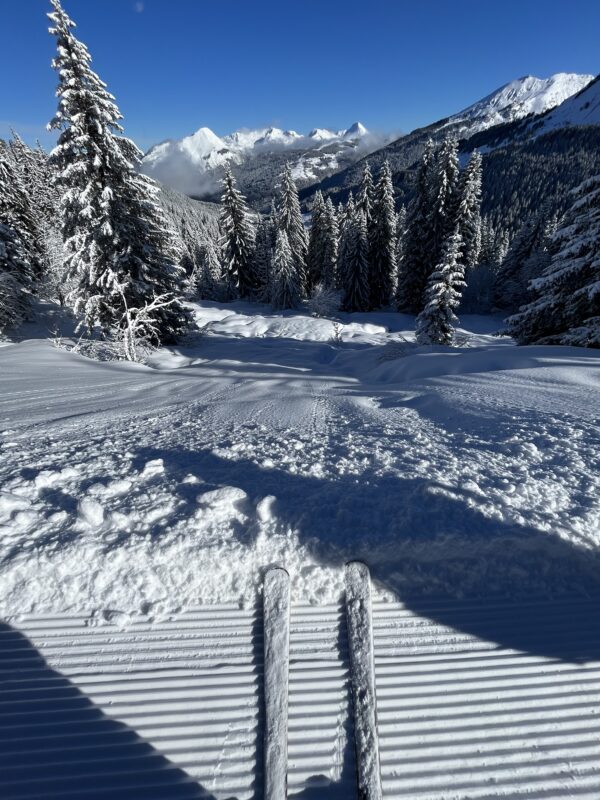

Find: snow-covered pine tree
<box><xmin>8</xmin><ymin>133</ymin><xmax>57</xmax><ymax>230</ymax></box>
<box><xmin>461</xmin><ymin>217</ymin><xmax>510</xmax><ymax>313</ymax></box>
<box><xmin>190</xmin><ymin>235</ymin><xmax>222</xmax><ymax>300</ymax></box>
<box><xmin>306</xmin><ymin>190</ymin><xmax>326</xmax><ymax>291</ymax></box>
<box><xmin>341</xmin><ymin>211</ymin><xmax>370</xmax><ymax>312</ymax></box>
<box><xmin>427</xmin><ymin>137</ymin><xmax>460</xmax><ymax>270</ymax></box>
<box><xmin>1</xmin><ymin>138</ymin><xmax>43</xmax><ymax>279</ymax></box>
<box><xmin>508</xmin><ymin>174</ymin><xmax>600</xmax><ymax>347</ymax></box>
<box><xmin>253</xmin><ymin>213</ymin><xmax>275</xmax><ymax>302</ymax></box>
<box><xmin>271</xmin><ymin>228</ymin><xmax>302</xmax><ymax>310</ymax></box>
<box><xmin>456</xmin><ymin>150</ymin><xmax>482</xmax><ymax>270</ymax></box>
<box><xmin>497</xmin><ymin>229</ymin><xmax>510</xmax><ymax>264</ymax></box>
<box><xmin>357</xmin><ymin>163</ymin><xmax>375</xmax><ymax>228</ymax></box>
<box><xmin>276</xmin><ymin>163</ymin><xmax>308</xmax><ymax>295</ymax></box>
<box><xmin>493</xmin><ymin>215</ymin><xmax>546</xmax><ymax>310</ymax></box>
<box><xmin>321</xmin><ymin>197</ymin><xmax>339</xmax><ymax>288</ymax></box>
<box><xmin>0</xmin><ymin>222</ymin><xmax>32</xmax><ymax>333</ymax></box>
<box><xmin>394</xmin><ymin>205</ymin><xmax>407</xmax><ymax>294</ymax></box>
<box><xmin>369</xmin><ymin>160</ymin><xmax>397</xmax><ymax>308</ymax></box>
<box><xmin>397</xmin><ymin>139</ymin><xmax>435</xmax><ymax>313</ymax></box>
<box><xmin>0</xmin><ymin>144</ymin><xmax>35</xmax><ymax>331</ymax></box>
<box><xmin>219</xmin><ymin>167</ymin><xmax>256</xmax><ymax>299</ymax></box>
<box><xmin>336</xmin><ymin>192</ymin><xmax>356</xmax><ymax>291</ymax></box>
<box><xmin>415</xmin><ymin>228</ymin><xmax>465</xmax><ymax>345</ymax></box>
<box><xmin>48</xmin><ymin>0</ymin><xmax>187</xmax><ymax>344</ymax></box>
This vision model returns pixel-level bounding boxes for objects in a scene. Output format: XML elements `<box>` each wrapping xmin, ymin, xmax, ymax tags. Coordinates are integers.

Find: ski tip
<box><xmin>264</xmin><ymin>565</ymin><xmax>290</xmax><ymax>579</ymax></box>
<box><xmin>345</xmin><ymin>559</ymin><xmax>371</xmax><ymax>576</ymax></box>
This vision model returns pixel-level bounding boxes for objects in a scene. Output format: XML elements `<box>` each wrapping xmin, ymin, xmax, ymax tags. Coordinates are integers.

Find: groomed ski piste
<box><xmin>1</xmin><ymin>300</ymin><xmax>600</xmax><ymax>798</ymax></box>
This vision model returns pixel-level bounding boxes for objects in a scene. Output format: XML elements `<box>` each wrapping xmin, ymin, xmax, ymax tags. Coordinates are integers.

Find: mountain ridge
<box><xmin>141</xmin><ymin>121</ymin><xmax>382</xmax><ymax>202</ymax></box>
<box><xmin>141</xmin><ymin>72</ymin><xmax>594</xmax><ymax>211</ymax></box>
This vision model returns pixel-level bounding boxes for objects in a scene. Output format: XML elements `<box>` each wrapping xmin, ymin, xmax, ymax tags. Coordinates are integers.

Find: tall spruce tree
<box><xmin>395</xmin><ymin>205</ymin><xmax>407</xmax><ymax>292</ymax></box>
<box><xmin>369</xmin><ymin>160</ymin><xmax>397</xmax><ymax>308</ymax></box>
<box><xmin>320</xmin><ymin>197</ymin><xmax>339</xmax><ymax>288</ymax></box>
<box><xmin>397</xmin><ymin>139</ymin><xmax>435</xmax><ymax>313</ymax></box>
<box><xmin>190</xmin><ymin>235</ymin><xmax>222</xmax><ymax>300</ymax></box>
<box><xmin>428</xmin><ymin>137</ymin><xmax>460</xmax><ymax>270</ymax></box>
<box><xmin>219</xmin><ymin>167</ymin><xmax>256</xmax><ymax>299</ymax></box>
<box><xmin>271</xmin><ymin>228</ymin><xmax>302</xmax><ymax>310</ymax></box>
<box><xmin>341</xmin><ymin>211</ymin><xmax>370</xmax><ymax>312</ymax></box>
<box><xmin>306</xmin><ymin>190</ymin><xmax>326</xmax><ymax>291</ymax></box>
<box><xmin>357</xmin><ymin>163</ymin><xmax>375</xmax><ymax>228</ymax></box>
<box><xmin>253</xmin><ymin>214</ymin><xmax>275</xmax><ymax>302</ymax></box>
<box><xmin>0</xmin><ymin>148</ymin><xmax>34</xmax><ymax>332</ymax></box>
<box><xmin>0</xmin><ymin>223</ymin><xmax>32</xmax><ymax>333</ymax></box>
<box><xmin>508</xmin><ymin>175</ymin><xmax>600</xmax><ymax>347</ymax></box>
<box><xmin>1</xmin><ymin>139</ymin><xmax>42</xmax><ymax>280</ymax></box>
<box><xmin>456</xmin><ymin>150</ymin><xmax>483</xmax><ymax>270</ymax></box>
<box><xmin>336</xmin><ymin>192</ymin><xmax>356</xmax><ymax>291</ymax></box>
<box><xmin>276</xmin><ymin>163</ymin><xmax>308</xmax><ymax>294</ymax></box>
<box><xmin>415</xmin><ymin>228</ymin><xmax>465</xmax><ymax>345</ymax></box>
<box><xmin>48</xmin><ymin>0</ymin><xmax>187</xmax><ymax>343</ymax></box>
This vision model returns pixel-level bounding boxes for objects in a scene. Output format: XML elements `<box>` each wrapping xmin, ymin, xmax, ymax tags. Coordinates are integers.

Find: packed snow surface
<box><xmin>1</xmin><ymin>302</ymin><xmax>599</xmax><ymax>623</ymax></box>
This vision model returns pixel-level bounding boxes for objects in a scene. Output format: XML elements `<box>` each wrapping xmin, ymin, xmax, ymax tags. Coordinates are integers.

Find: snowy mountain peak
<box><xmin>308</xmin><ymin>127</ymin><xmax>338</xmax><ymax>141</ymax></box>
<box><xmin>343</xmin><ymin>121</ymin><xmax>369</xmax><ymax>139</ymax></box>
<box><xmin>181</xmin><ymin>127</ymin><xmax>225</xmax><ymax>157</ymax></box>
<box><xmin>142</xmin><ymin>120</ymin><xmax>377</xmax><ymax>199</ymax></box>
<box><xmin>255</xmin><ymin>127</ymin><xmax>302</xmax><ymax>147</ymax></box>
<box><xmin>453</xmin><ymin>73</ymin><xmax>594</xmax><ymax>131</ymax></box>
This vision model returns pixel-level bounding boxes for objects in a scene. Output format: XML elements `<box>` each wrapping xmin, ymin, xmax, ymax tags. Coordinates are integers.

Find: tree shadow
<box><xmin>0</xmin><ymin>622</ymin><xmax>232</xmax><ymax>800</ymax></box>
<box><xmin>131</xmin><ymin>445</ymin><xmax>600</xmax><ymax>665</ymax></box>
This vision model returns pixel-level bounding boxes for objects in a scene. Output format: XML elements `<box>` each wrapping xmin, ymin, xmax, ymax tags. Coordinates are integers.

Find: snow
<box><xmin>6</xmin><ymin>596</ymin><xmax>600</xmax><ymax>799</ymax></box>
<box><xmin>451</xmin><ymin>72</ymin><xmax>594</xmax><ymax>133</ymax></box>
<box><xmin>1</xmin><ymin>301</ymin><xmax>599</xmax><ymax>623</ymax></box>
<box><xmin>534</xmin><ymin>74</ymin><xmax>600</xmax><ymax>134</ymax></box>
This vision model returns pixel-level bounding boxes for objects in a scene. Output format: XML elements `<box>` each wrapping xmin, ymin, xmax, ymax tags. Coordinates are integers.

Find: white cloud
<box><xmin>134</xmin><ymin>1</ymin><xmax>144</xmax><ymax>12</ymax></box>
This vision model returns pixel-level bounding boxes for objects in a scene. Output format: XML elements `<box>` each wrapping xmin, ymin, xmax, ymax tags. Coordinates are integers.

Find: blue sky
<box><xmin>2</xmin><ymin>0</ymin><xmax>599</xmax><ymax>151</ymax></box>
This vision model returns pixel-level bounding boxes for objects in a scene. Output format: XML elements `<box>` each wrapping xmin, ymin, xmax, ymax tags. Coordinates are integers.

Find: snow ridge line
<box><xmin>345</xmin><ymin>560</ymin><xmax>383</xmax><ymax>800</ymax></box>
<box><xmin>263</xmin><ymin>566</ymin><xmax>291</xmax><ymax>800</ymax></box>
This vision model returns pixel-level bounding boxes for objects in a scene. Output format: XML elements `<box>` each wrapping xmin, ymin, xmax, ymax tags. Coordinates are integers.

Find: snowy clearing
<box><xmin>1</xmin><ymin>301</ymin><xmax>599</xmax><ymax>633</ymax></box>
<box><xmin>2</xmin><ymin>301</ymin><xmax>600</xmax><ymax>800</ymax></box>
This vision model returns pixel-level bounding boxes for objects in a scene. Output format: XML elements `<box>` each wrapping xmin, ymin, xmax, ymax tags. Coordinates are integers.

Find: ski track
<box><xmin>4</xmin><ymin>598</ymin><xmax>600</xmax><ymax>799</ymax></box>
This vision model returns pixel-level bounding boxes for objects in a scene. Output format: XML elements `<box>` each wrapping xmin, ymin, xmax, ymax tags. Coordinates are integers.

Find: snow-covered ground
<box><xmin>1</xmin><ymin>301</ymin><xmax>599</xmax><ymax>627</ymax></box>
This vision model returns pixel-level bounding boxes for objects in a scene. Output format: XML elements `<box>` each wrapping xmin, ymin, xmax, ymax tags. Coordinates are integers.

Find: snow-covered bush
<box><xmin>306</xmin><ymin>283</ymin><xmax>340</xmax><ymax>318</ymax></box>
